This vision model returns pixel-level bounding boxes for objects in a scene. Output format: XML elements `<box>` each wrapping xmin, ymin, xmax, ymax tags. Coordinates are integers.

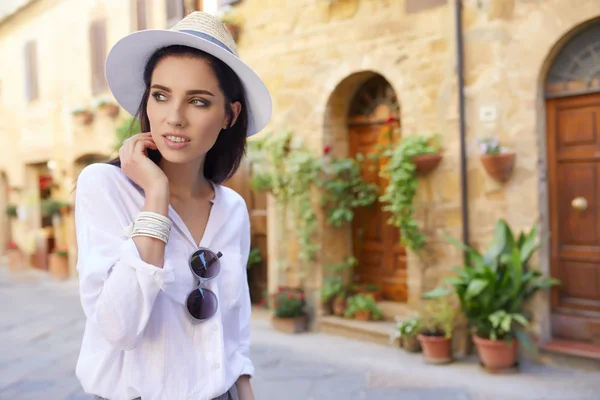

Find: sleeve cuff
<box><xmin>118</xmin><ymin>238</ymin><xmax>175</xmax><ymax>289</ymax></box>
<box><xmin>239</xmin><ymin>358</ymin><xmax>255</xmax><ymax>378</ymax></box>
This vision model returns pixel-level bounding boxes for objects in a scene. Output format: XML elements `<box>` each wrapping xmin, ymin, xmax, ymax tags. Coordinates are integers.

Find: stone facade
<box><xmin>230</xmin><ymin>0</ymin><xmax>600</xmax><ymax>339</ymax></box>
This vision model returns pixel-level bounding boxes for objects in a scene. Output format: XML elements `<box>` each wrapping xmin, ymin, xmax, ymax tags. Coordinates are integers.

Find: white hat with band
<box><xmin>105</xmin><ymin>11</ymin><xmax>271</xmax><ymax>137</ymax></box>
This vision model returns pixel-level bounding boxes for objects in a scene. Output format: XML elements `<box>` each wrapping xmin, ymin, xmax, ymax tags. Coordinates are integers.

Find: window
<box><xmin>166</xmin><ymin>0</ymin><xmax>184</xmax><ymax>28</ymax></box>
<box><xmin>136</xmin><ymin>0</ymin><xmax>148</xmax><ymax>30</ymax></box>
<box><xmin>89</xmin><ymin>19</ymin><xmax>108</xmax><ymax>95</ymax></box>
<box><xmin>24</xmin><ymin>40</ymin><xmax>39</xmax><ymax>102</ymax></box>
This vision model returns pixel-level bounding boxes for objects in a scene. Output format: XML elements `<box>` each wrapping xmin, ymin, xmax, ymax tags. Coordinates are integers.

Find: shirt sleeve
<box><xmin>75</xmin><ymin>164</ymin><xmax>174</xmax><ymax>350</ymax></box>
<box><xmin>237</xmin><ymin>203</ymin><xmax>255</xmax><ymax>378</ymax></box>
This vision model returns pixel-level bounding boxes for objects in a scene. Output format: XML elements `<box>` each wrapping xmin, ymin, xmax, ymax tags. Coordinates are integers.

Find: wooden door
<box><xmin>349</xmin><ymin>122</ymin><xmax>407</xmax><ymax>302</ymax></box>
<box><xmin>547</xmin><ymin>93</ymin><xmax>600</xmax><ymax>342</ymax></box>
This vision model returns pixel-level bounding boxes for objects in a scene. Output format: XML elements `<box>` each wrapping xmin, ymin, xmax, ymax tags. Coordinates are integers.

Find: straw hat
<box><xmin>105</xmin><ymin>11</ymin><xmax>271</xmax><ymax>137</ymax></box>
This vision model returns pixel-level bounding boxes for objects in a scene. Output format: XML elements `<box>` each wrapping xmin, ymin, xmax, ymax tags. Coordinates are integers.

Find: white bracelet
<box><xmin>131</xmin><ymin>230</ymin><xmax>169</xmax><ymax>244</ymax></box>
<box><xmin>137</xmin><ymin>211</ymin><xmax>172</xmax><ymax>227</ymax></box>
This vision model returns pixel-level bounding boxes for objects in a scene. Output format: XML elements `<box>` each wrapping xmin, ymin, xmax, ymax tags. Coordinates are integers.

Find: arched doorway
<box><xmin>545</xmin><ymin>22</ymin><xmax>600</xmax><ymax>342</ymax></box>
<box><xmin>347</xmin><ymin>75</ymin><xmax>407</xmax><ymax>302</ymax></box>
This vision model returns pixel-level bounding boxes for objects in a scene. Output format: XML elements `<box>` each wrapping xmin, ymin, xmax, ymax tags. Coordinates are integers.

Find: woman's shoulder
<box><xmin>216</xmin><ymin>185</ymin><xmax>249</xmax><ymax>218</ymax></box>
<box><xmin>77</xmin><ymin>163</ymin><xmax>132</xmax><ymax>194</ymax></box>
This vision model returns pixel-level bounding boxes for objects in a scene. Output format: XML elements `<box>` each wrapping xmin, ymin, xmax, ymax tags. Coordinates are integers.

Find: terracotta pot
<box><xmin>473</xmin><ymin>335</ymin><xmax>518</xmax><ymax>371</ymax></box>
<box><xmin>353</xmin><ymin>310</ymin><xmax>371</xmax><ymax>321</ymax></box>
<box><xmin>98</xmin><ymin>103</ymin><xmax>120</xmax><ymax>118</ymax></box>
<box><xmin>333</xmin><ymin>296</ymin><xmax>347</xmax><ymax>316</ymax></box>
<box><xmin>417</xmin><ymin>333</ymin><xmax>453</xmax><ymax>364</ymax></box>
<box><xmin>480</xmin><ymin>152</ymin><xmax>516</xmax><ymax>183</ymax></box>
<box><xmin>224</xmin><ymin>23</ymin><xmax>240</xmax><ymax>41</ymax></box>
<box><xmin>7</xmin><ymin>249</ymin><xmax>24</xmax><ymax>271</ymax></box>
<box><xmin>412</xmin><ymin>153</ymin><xmax>442</xmax><ymax>175</ymax></box>
<box><xmin>402</xmin><ymin>336</ymin><xmax>422</xmax><ymax>353</ymax></box>
<box><xmin>59</xmin><ymin>204</ymin><xmax>72</xmax><ymax>216</ymax></box>
<box><xmin>271</xmin><ymin>315</ymin><xmax>308</xmax><ymax>334</ymax></box>
<box><xmin>74</xmin><ymin>112</ymin><xmax>94</xmax><ymax>125</ymax></box>
<box><xmin>49</xmin><ymin>253</ymin><xmax>69</xmax><ymax>280</ymax></box>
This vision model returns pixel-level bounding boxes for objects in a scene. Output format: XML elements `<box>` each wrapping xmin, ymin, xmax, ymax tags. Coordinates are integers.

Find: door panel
<box><xmin>547</xmin><ymin>93</ymin><xmax>600</xmax><ymax>341</ymax></box>
<box><xmin>349</xmin><ymin>122</ymin><xmax>407</xmax><ymax>302</ymax></box>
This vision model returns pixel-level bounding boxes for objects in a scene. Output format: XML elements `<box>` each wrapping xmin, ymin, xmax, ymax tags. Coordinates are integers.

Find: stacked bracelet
<box><xmin>130</xmin><ymin>211</ymin><xmax>173</xmax><ymax>245</ymax></box>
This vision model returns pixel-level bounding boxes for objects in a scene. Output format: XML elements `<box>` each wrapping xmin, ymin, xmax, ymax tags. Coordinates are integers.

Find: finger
<box><xmin>133</xmin><ymin>139</ymin><xmax>158</xmax><ymax>156</ymax></box>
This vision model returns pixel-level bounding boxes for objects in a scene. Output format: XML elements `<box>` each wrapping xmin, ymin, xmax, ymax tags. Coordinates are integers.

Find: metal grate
<box><xmin>546</xmin><ymin>22</ymin><xmax>600</xmax><ymax>98</ymax></box>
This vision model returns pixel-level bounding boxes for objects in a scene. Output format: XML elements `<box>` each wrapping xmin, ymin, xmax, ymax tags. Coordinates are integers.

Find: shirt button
<box><xmin>213</xmin><ymin>325</ymin><xmax>218</xmax><ymax>332</ymax></box>
<box><xmin>214</xmin><ymin>363</ymin><xmax>220</xmax><ymax>370</ymax></box>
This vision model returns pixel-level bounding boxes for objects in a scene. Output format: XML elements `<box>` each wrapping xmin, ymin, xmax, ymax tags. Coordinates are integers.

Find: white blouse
<box><xmin>74</xmin><ymin>163</ymin><xmax>254</xmax><ymax>400</ymax></box>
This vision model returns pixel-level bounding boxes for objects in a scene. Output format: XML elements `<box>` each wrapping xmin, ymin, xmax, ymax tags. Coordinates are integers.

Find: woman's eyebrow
<box><xmin>151</xmin><ymin>84</ymin><xmax>215</xmax><ymax>96</ymax></box>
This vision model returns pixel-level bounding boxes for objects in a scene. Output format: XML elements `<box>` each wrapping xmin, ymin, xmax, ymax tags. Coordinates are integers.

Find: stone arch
<box><xmin>319</xmin><ymin>69</ymin><xmax>413</xmax><ymax>304</ymax></box>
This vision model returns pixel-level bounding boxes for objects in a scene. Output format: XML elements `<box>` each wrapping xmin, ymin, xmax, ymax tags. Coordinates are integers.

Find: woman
<box><xmin>74</xmin><ymin>11</ymin><xmax>271</xmax><ymax>400</ymax></box>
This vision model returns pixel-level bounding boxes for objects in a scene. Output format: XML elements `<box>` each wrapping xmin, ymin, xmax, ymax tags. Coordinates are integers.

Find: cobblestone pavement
<box><xmin>1</xmin><ymin>266</ymin><xmax>600</xmax><ymax>400</ymax></box>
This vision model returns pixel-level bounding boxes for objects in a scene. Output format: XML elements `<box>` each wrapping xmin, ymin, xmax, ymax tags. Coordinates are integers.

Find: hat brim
<box><xmin>105</xmin><ymin>29</ymin><xmax>271</xmax><ymax>137</ymax></box>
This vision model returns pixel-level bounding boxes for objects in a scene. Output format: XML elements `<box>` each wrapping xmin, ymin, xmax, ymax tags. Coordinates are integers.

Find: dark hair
<box><xmin>107</xmin><ymin>45</ymin><xmax>248</xmax><ymax>184</ymax></box>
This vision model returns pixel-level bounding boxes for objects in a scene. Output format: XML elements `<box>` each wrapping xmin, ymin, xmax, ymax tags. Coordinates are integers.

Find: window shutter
<box><xmin>90</xmin><ymin>19</ymin><xmax>108</xmax><ymax>95</ymax></box>
<box><xmin>136</xmin><ymin>0</ymin><xmax>148</xmax><ymax>30</ymax></box>
<box><xmin>166</xmin><ymin>0</ymin><xmax>184</xmax><ymax>28</ymax></box>
<box><xmin>24</xmin><ymin>40</ymin><xmax>39</xmax><ymax>102</ymax></box>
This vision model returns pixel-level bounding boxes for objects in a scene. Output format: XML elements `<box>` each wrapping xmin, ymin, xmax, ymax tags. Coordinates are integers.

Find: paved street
<box><xmin>1</xmin><ymin>265</ymin><xmax>600</xmax><ymax>400</ymax></box>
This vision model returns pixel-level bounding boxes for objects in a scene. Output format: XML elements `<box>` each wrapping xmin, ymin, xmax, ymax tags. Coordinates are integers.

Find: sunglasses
<box><xmin>186</xmin><ymin>247</ymin><xmax>223</xmax><ymax>322</ymax></box>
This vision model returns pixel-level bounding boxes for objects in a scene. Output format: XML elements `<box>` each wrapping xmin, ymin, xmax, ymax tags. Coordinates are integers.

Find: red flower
<box><xmin>385</xmin><ymin>116</ymin><xmax>397</xmax><ymax>124</ymax></box>
<box><xmin>6</xmin><ymin>241</ymin><xmax>18</xmax><ymax>250</ymax></box>
<box><xmin>323</xmin><ymin>145</ymin><xmax>332</xmax><ymax>155</ymax></box>
<box><xmin>299</xmin><ymin>293</ymin><xmax>304</xmax><ymax>300</ymax></box>
<box><xmin>287</xmin><ymin>292</ymin><xmax>294</xmax><ymax>299</ymax></box>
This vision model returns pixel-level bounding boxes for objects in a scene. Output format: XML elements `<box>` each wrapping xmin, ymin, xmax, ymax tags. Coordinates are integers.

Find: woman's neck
<box><xmin>159</xmin><ymin>158</ymin><xmax>212</xmax><ymax>200</ymax></box>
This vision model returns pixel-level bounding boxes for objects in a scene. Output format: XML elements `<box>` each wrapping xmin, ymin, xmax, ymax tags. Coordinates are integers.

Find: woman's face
<box><xmin>146</xmin><ymin>55</ymin><xmax>240</xmax><ymax>165</ymax></box>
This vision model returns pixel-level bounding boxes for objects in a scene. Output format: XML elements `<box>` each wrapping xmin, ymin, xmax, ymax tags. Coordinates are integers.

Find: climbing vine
<box><xmin>379</xmin><ymin>134</ymin><xmax>440</xmax><ymax>250</ymax></box>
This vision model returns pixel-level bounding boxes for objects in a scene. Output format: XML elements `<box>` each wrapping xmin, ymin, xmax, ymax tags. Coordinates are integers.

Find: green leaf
<box><xmin>512</xmin><ymin>314</ymin><xmax>529</xmax><ymax>327</ymax></box>
<box><xmin>466</xmin><ymin>279</ymin><xmax>489</xmax><ymax>299</ymax></box>
<box><xmin>422</xmin><ymin>286</ymin><xmax>452</xmax><ymax>299</ymax></box>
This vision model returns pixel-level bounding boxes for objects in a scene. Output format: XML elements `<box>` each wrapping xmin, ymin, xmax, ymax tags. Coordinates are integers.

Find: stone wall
<box><xmin>233</xmin><ymin>0</ymin><xmax>600</xmax><ymax>335</ymax></box>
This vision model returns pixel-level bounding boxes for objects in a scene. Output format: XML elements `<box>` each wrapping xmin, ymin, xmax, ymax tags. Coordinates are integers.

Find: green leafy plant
<box><xmin>248</xmin><ymin>131</ymin><xmax>321</xmax><ymax>263</ymax></box>
<box><xmin>420</xmin><ymin>297</ymin><xmax>456</xmax><ymax>338</ymax></box>
<box><xmin>5</xmin><ymin>203</ymin><xmax>17</xmax><ymax>217</ymax></box>
<box><xmin>344</xmin><ymin>293</ymin><xmax>383</xmax><ymax>320</ymax></box>
<box><xmin>318</xmin><ymin>154</ymin><xmax>379</xmax><ymax>228</ymax></box>
<box><xmin>379</xmin><ymin>134</ymin><xmax>440</xmax><ymax>250</ymax></box>
<box><xmin>41</xmin><ymin>198</ymin><xmax>69</xmax><ymax>218</ymax></box>
<box><xmin>391</xmin><ymin>314</ymin><xmax>422</xmax><ymax>342</ymax></box>
<box><xmin>272</xmin><ymin>287</ymin><xmax>305</xmax><ymax>318</ymax></box>
<box><xmin>247</xmin><ymin>247</ymin><xmax>262</xmax><ymax>269</ymax></box>
<box><xmin>424</xmin><ymin>219</ymin><xmax>560</xmax><ymax>354</ymax></box>
<box><xmin>55</xmin><ymin>248</ymin><xmax>68</xmax><ymax>258</ymax></box>
<box><xmin>115</xmin><ymin>116</ymin><xmax>141</xmax><ymax>151</ymax></box>
<box><xmin>320</xmin><ymin>256</ymin><xmax>356</xmax><ymax>304</ymax></box>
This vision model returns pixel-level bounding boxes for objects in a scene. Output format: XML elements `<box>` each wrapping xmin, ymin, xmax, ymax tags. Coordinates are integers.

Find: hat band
<box><xmin>179</xmin><ymin>29</ymin><xmax>234</xmax><ymax>55</ymax></box>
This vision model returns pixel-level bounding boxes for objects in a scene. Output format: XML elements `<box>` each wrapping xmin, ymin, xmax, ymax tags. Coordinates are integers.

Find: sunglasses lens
<box><xmin>186</xmin><ymin>288</ymin><xmax>218</xmax><ymax>320</ymax></box>
<box><xmin>190</xmin><ymin>249</ymin><xmax>221</xmax><ymax>279</ymax></box>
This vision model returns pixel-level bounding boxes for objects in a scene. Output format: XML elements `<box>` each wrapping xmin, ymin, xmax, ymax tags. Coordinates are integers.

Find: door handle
<box><xmin>571</xmin><ymin>197</ymin><xmax>588</xmax><ymax>211</ymax></box>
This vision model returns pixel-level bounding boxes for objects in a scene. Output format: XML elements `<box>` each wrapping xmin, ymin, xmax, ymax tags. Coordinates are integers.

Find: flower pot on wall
<box><xmin>271</xmin><ymin>315</ymin><xmax>308</xmax><ymax>334</ymax></box>
<box><xmin>98</xmin><ymin>103</ymin><xmax>120</xmax><ymax>118</ymax></box>
<box><xmin>480</xmin><ymin>152</ymin><xmax>516</xmax><ymax>183</ymax></box>
<box><xmin>417</xmin><ymin>334</ymin><xmax>453</xmax><ymax>364</ymax></box>
<box><xmin>473</xmin><ymin>335</ymin><xmax>518</xmax><ymax>372</ymax></box>
<box><xmin>412</xmin><ymin>153</ymin><xmax>442</xmax><ymax>176</ymax></box>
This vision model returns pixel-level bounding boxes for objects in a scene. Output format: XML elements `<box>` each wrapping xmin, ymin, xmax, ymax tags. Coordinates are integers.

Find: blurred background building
<box><xmin>1</xmin><ymin>0</ymin><xmax>599</xmax><ymax>362</ymax></box>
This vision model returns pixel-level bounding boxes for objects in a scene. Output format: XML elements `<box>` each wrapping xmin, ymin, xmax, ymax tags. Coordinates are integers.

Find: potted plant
<box><xmin>41</xmin><ymin>198</ymin><xmax>64</xmax><ymax>219</ymax></box>
<box><xmin>352</xmin><ymin>283</ymin><xmax>383</xmax><ymax>301</ymax></box>
<box><xmin>417</xmin><ymin>297</ymin><xmax>456</xmax><ymax>364</ymax></box>
<box><xmin>94</xmin><ymin>97</ymin><xmax>120</xmax><ymax>118</ymax></box>
<box><xmin>344</xmin><ymin>293</ymin><xmax>383</xmax><ymax>321</ymax></box>
<box><xmin>379</xmin><ymin>134</ymin><xmax>441</xmax><ymax>250</ymax></box>
<box><xmin>71</xmin><ymin>107</ymin><xmax>94</xmax><ymax>125</ymax></box>
<box><xmin>411</xmin><ymin>135</ymin><xmax>443</xmax><ymax>175</ymax></box>
<box><xmin>321</xmin><ymin>275</ymin><xmax>344</xmax><ymax>315</ymax></box>
<box><xmin>271</xmin><ymin>287</ymin><xmax>308</xmax><ymax>334</ymax></box>
<box><xmin>391</xmin><ymin>315</ymin><xmax>422</xmax><ymax>352</ymax></box>
<box><xmin>476</xmin><ymin>136</ymin><xmax>516</xmax><ymax>183</ymax></box>
<box><xmin>424</xmin><ymin>219</ymin><xmax>560</xmax><ymax>372</ymax></box>
<box><xmin>6</xmin><ymin>240</ymin><xmax>24</xmax><ymax>271</ymax></box>
<box><xmin>49</xmin><ymin>247</ymin><xmax>69</xmax><ymax>280</ymax></box>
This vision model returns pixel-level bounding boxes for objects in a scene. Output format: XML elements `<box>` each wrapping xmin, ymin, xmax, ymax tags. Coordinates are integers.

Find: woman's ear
<box><xmin>225</xmin><ymin>101</ymin><xmax>242</xmax><ymax>129</ymax></box>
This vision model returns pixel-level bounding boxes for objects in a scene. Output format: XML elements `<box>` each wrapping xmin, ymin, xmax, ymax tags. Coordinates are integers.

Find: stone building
<box><xmin>229</xmin><ymin>0</ymin><xmax>600</xmax><ymax>359</ymax></box>
<box><xmin>1</xmin><ymin>0</ymin><xmax>599</xmax><ymax>361</ymax></box>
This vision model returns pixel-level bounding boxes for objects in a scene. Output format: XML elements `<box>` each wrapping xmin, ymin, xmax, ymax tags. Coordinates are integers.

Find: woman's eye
<box><xmin>151</xmin><ymin>92</ymin><xmax>167</xmax><ymax>101</ymax></box>
<box><xmin>191</xmin><ymin>99</ymin><xmax>209</xmax><ymax>107</ymax></box>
